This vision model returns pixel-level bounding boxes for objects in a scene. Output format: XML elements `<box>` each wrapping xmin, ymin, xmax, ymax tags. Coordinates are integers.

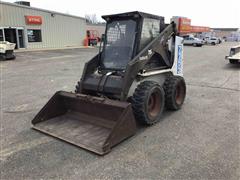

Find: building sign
<box><xmin>25</xmin><ymin>16</ymin><xmax>42</xmax><ymax>25</ymax></box>
<box><xmin>190</xmin><ymin>26</ymin><xmax>210</xmax><ymax>33</ymax></box>
<box><xmin>178</xmin><ymin>18</ymin><xmax>191</xmax><ymax>34</ymax></box>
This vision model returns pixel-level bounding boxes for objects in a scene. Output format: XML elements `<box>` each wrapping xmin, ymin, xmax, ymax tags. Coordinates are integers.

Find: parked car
<box><xmin>183</xmin><ymin>37</ymin><xmax>204</xmax><ymax>47</ymax></box>
<box><xmin>205</xmin><ymin>37</ymin><xmax>219</xmax><ymax>45</ymax></box>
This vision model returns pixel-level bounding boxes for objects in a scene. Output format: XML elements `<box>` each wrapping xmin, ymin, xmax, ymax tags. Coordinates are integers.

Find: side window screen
<box><xmin>139</xmin><ymin>18</ymin><xmax>160</xmax><ymax>51</ymax></box>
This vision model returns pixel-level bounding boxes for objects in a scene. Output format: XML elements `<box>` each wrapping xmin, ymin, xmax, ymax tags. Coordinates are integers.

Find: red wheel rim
<box><xmin>147</xmin><ymin>90</ymin><xmax>161</xmax><ymax>120</ymax></box>
<box><xmin>175</xmin><ymin>82</ymin><xmax>185</xmax><ymax>105</ymax></box>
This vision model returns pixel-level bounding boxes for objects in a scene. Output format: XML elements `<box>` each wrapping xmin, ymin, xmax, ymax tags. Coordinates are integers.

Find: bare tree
<box><xmin>85</xmin><ymin>14</ymin><xmax>98</xmax><ymax>24</ymax></box>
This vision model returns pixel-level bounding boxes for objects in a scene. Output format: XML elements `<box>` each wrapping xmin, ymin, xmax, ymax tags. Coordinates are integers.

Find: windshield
<box><xmin>102</xmin><ymin>19</ymin><xmax>137</xmax><ymax>70</ymax></box>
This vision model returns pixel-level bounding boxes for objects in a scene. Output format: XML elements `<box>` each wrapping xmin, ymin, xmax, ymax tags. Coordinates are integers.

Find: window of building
<box><xmin>0</xmin><ymin>29</ymin><xmax>4</xmax><ymax>41</ymax></box>
<box><xmin>27</xmin><ymin>29</ymin><xmax>42</xmax><ymax>42</ymax></box>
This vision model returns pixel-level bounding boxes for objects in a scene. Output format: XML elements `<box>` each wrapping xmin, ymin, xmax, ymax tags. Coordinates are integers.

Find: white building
<box><xmin>0</xmin><ymin>1</ymin><xmax>86</xmax><ymax>49</ymax></box>
<box><xmin>227</xmin><ymin>29</ymin><xmax>240</xmax><ymax>42</ymax></box>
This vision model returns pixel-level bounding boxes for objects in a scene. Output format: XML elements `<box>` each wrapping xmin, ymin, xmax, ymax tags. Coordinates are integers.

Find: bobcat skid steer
<box><xmin>32</xmin><ymin>11</ymin><xmax>186</xmax><ymax>155</ymax></box>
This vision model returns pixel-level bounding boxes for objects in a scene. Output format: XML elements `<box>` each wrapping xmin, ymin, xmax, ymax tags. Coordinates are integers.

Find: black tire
<box><xmin>6</xmin><ymin>55</ymin><xmax>16</xmax><ymax>60</ymax></box>
<box><xmin>193</xmin><ymin>43</ymin><xmax>197</xmax><ymax>47</ymax></box>
<box><xmin>0</xmin><ymin>54</ymin><xmax>6</xmax><ymax>60</ymax></box>
<box><xmin>132</xmin><ymin>81</ymin><xmax>165</xmax><ymax>125</ymax></box>
<box><xmin>211</xmin><ymin>42</ymin><xmax>216</xmax><ymax>45</ymax></box>
<box><xmin>229</xmin><ymin>59</ymin><xmax>237</xmax><ymax>64</ymax></box>
<box><xmin>163</xmin><ymin>76</ymin><xmax>186</xmax><ymax>110</ymax></box>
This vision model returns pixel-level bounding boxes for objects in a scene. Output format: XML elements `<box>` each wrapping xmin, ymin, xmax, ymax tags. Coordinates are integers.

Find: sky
<box><xmin>3</xmin><ymin>0</ymin><xmax>240</xmax><ymax>28</ymax></box>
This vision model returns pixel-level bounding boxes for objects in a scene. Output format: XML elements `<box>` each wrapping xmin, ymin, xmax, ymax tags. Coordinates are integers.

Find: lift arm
<box><xmin>120</xmin><ymin>22</ymin><xmax>177</xmax><ymax>100</ymax></box>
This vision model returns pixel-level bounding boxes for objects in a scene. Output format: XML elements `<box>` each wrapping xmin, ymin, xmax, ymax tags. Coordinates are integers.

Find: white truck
<box><xmin>0</xmin><ymin>41</ymin><xmax>16</xmax><ymax>60</ymax></box>
<box><xmin>225</xmin><ymin>45</ymin><xmax>240</xmax><ymax>64</ymax></box>
<box><xmin>183</xmin><ymin>36</ymin><xmax>204</xmax><ymax>47</ymax></box>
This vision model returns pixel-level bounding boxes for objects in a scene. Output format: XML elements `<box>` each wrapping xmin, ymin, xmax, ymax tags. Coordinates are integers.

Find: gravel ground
<box><xmin>0</xmin><ymin>42</ymin><xmax>239</xmax><ymax>180</ymax></box>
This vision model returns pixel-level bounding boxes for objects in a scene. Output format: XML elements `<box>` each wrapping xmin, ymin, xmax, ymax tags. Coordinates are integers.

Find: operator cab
<box><xmin>81</xmin><ymin>11</ymin><xmax>172</xmax><ymax>98</ymax></box>
<box><xmin>100</xmin><ymin>11</ymin><xmax>166</xmax><ymax>72</ymax></box>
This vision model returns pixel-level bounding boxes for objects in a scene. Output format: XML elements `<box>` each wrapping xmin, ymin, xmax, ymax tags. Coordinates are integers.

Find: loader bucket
<box><xmin>32</xmin><ymin>91</ymin><xmax>137</xmax><ymax>155</ymax></box>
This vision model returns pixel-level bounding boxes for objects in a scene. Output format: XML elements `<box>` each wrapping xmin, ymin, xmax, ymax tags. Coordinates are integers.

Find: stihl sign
<box><xmin>177</xmin><ymin>17</ymin><xmax>210</xmax><ymax>34</ymax></box>
<box><xmin>178</xmin><ymin>18</ymin><xmax>191</xmax><ymax>33</ymax></box>
<box><xmin>25</xmin><ymin>16</ymin><xmax>42</xmax><ymax>25</ymax></box>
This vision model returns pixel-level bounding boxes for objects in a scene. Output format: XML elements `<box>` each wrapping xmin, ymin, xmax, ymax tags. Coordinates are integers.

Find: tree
<box><xmin>85</xmin><ymin>14</ymin><xmax>98</xmax><ymax>24</ymax></box>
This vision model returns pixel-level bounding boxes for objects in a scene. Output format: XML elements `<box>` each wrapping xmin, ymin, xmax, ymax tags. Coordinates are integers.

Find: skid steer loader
<box><xmin>32</xmin><ymin>11</ymin><xmax>186</xmax><ymax>155</ymax></box>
